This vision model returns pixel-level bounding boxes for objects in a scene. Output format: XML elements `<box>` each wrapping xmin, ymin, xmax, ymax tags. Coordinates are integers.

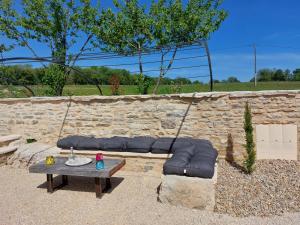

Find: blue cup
<box><xmin>96</xmin><ymin>160</ymin><xmax>104</xmax><ymax>170</ymax></box>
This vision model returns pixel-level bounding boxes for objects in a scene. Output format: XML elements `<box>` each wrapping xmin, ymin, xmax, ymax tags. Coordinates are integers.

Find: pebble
<box><xmin>215</xmin><ymin>160</ymin><xmax>300</xmax><ymax>217</ymax></box>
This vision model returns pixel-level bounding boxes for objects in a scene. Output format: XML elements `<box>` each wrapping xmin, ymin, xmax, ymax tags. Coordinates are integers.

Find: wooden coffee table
<box><xmin>29</xmin><ymin>157</ymin><xmax>126</xmax><ymax>198</ymax></box>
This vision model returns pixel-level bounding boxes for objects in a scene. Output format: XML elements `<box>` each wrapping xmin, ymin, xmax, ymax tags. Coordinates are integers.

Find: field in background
<box><xmin>0</xmin><ymin>81</ymin><xmax>299</xmax><ymax>98</ymax></box>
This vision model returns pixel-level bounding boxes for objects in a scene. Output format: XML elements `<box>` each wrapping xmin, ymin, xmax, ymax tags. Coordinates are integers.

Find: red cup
<box><xmin>96</xmin><ymin>153</ymin><xmax>103</xmax><ymax>161</ymax></box>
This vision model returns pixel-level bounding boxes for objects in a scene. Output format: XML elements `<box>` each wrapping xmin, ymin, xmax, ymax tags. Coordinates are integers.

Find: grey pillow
<box><xmin>125</xmin><ymin>136</ymin><xmax>156</xmax><ymax>153</ymax></box>
<box><xmin>163</xmin><ymin>140</ymin><xmax>218</xmax><ymax>178</ymax></box>
<box><xmin>97</xmin><ymin>136</ymin><xmax>127</xmax><ymax>151</ymax></box>
<box><xmin>57</xmin><ymin>135</ymin><xmax>100</xmax><ymax>150</ymax></box>
<box><xmin>151</xmin><ymin>137</ymin><xmax>192</xmax><ymax>154</ymax></box>
<box><xmin>163</xmin><ymin>145</ymin><xmax>195</xmax><ymax>175</ymax></box>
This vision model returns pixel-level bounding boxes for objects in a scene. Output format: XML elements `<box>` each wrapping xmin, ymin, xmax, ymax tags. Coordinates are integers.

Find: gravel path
<box><xmin>215</xmin><ymin>160</ymin><xmax>300</xmax><ymax>217</ymax></box>
<box><xmin>0</xmin><ymin>166</ymin><xmax>300</xmax><ymax>225</ymax></box>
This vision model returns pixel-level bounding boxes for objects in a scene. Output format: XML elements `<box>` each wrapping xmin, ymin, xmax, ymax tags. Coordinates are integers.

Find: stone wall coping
<box><xmin>0</xmin><ymin>90</ymin><xmax>299</xmax><ymax>104</ymax></box>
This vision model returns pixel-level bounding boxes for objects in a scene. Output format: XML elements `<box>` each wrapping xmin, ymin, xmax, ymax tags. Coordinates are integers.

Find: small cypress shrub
<box><xmin>243</xmin><ymin>102</ymin><xmax>256</xmax><ymax>174</ymax></box>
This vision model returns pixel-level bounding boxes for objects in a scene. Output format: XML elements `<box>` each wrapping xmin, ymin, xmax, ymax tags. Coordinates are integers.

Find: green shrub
<box><xmin>243</xmin><ymin>102</ymin><xmax>256</xmax><ymax>174</ymax></box>
<box><xmin>26</xmin><ymin>138</ymin><xmax>37</xmax><ymax>144</ymax></box>
<box><xmin>43</xmin><ymin>64</ymin><xmax>66</xmax><ymax>96</ymax></box>
<box><xmin>136</xmin><ymin>74</ymin><xmax>151</xmax><ymax>95</ymax></box>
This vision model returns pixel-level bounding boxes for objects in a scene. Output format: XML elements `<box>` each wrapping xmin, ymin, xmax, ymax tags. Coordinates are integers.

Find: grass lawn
<box><xmin>0</xmin><ymin>81</ymin><xmax>299</xmax><ymax>98</ymax></box>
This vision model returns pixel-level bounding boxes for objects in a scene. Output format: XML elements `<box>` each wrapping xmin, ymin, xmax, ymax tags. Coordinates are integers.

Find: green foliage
<box><xmin>43</xmin><ymin>64</ymin><xmax>66</xmax><ymax>96</ymax></box>
<box><xmin>150</xmin><ymin>0</ymin><xmax>227</xmax><ymax>46</ymax></box>
<box><xmin>292</xmin><ymin>69</ymin><xmax>300</xmax><ymax>81</ymax></box>
<box><xmin>170</xmin><ymin>81</ymin><xmax>183</xmax><ymax>93</ymax></box>
<box><xmin>94</xmin><ymin>0</ymin><xmax>153</xmax><ymax>55</ymax></box>
<box><xmin>150</xmin><ymin>0</ymin><xmax>227</xmax><ymax>93</ymax></box>
<box><xmin>136</xmin><ymin>74</ymin><xmax>151</xmax><ymax>95</ymax></box>
<box><xmin>243</xmin><ymin>102</ymin><xmax>256</xmax><ymax>174</ymax></box>
<box><xmin>226</xmin><ymin>76</ymin><xmax>240</xmax><ymax>83</ymax></box>
<box><xmin>1</xmin><ymin>81</ymin><xmax>300</xmax><ymax>98</ymax></box>
<box><xmin>0</xmin><ymin>64</ymin><xmax>39</xmax><ymax>85</ymax></box>
<box><xmin>0</xmin><ymin>0</ymin><xmax>98</xmax><ymax>95</ymax></box>
<box><xmin>26</xmin><ymin>138</ymin><xmax>37</xmax><ymax>143</ymax></box>
<box><xmin>252</xmin><ymin>68</ymin><xmax>300</xmax><ymax>82</ymax></box>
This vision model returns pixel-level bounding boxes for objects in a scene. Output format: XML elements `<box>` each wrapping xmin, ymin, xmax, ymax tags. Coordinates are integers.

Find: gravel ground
<box><xmin>0</xmin><ymin>166</ymin><xmax>300</xmax><ymax>225</ymax></box>
<box><xmin>215</xmin><ymin>160</ymin><xmax>300</xmax><ymax>217</ymax></box>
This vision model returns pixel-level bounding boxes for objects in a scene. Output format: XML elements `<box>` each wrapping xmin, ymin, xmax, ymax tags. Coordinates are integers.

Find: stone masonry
<box><xmin>0</xmin><ymin>90</ymin><xmax>299</xmax><ymax>161</ymax></box>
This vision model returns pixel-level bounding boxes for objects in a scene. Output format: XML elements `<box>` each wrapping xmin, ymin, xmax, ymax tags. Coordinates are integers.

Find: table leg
<box><xmin>105</xmin><ymin>178</ymin><xmax>111</xmax><ymax>190</ymax></box>
<box><xmin>95</xmin><ymin>177</ymin><xmax>102</xmax><ymax>198</ymax></box>
<box><xmin>47</xmin><ymin>174</ymin><xmax>54</xmax><ymax>193</ymax></box>
<box><xmin>62</xmin><ymin>175</ymin><xmax>68</xmax><ymax>185</ymax></box>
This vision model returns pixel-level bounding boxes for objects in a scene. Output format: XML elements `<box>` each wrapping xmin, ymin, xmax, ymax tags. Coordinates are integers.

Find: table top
<box><xmin>29</xmin><ymin>157</ymin><xmax>126</xmax><ymax>178</ymax></box>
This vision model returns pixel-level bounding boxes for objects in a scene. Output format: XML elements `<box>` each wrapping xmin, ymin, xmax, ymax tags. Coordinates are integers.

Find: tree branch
<box><xmin>67</xmin><ymin>34</ymin><xmax>93</xmax><ymax>72</ymax></box>
<box><xmin>152</xmin><ymin>49</ymin><xmax>165</xmax><ymax>94</ymax></box>
<box><xmin>153</xmin><ymin>47</ymin><xmax>177</xmax><ymax>94</ymax></box>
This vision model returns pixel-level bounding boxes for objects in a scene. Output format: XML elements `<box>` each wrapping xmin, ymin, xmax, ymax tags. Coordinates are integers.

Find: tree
<box><xmin>193</xmin><ymin>80</ymin><xmax>202</xmax><ymax>84</ymax></box>
<box><xmin>150</xmin><ymin>0</ymin><xmax>227</xmax><ymax>94</ymax></box>
<box><xmin>243</xmin><ymin>102</ymin><xmax>256</xmax><ymax>174</ymax></box>
<box><xmin>0</xmin><ymin>0</ymin><xmax>99</xmax><ymax>96</ymax></box>
<box><xmin>92</xmin><ymin>0</ymin><xmax>153</xmax><ymax>94</ymax></box>
<box><xmin>0</xmin><ymin>64</ymin><xmax>37</xmax><ymax>96</ymax></box>
<box><xmin>226</xmin><ymin>76</ymin><xmax>240</xmax><ymax>83</ymax></box>
<box><xmin>292</xmin><ymin>69</ymin><xmax>300</xmax><ymax>81</ymax></box>
<box><xmin>272</xmin><ymin>69</ymin><xmax>286</xmax><ymax>81</ymax></box>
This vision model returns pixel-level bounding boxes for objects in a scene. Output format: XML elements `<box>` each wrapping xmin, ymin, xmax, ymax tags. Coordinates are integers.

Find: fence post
<box><xmin>202</xmin><ymin>40</ymin><xmax>213</xmax><ymax>92</ymax></box>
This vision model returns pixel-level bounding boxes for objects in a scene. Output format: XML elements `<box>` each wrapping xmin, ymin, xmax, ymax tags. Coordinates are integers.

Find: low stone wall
<box><xmin>0</xmin><ymin>90</ymin><xmax>299</xmax><ymax>160</ymax></box>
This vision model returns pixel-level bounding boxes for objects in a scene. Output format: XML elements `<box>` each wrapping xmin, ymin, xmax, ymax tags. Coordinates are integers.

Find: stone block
<box><xmin>158</xmin><ymin>166</ymin><xmax>217</xmax><ymax>211</ymax></box>
<box><xmin>161</xmin><ymin>119</ymin><xmax>176</xmax><ymax>129</ymax></box>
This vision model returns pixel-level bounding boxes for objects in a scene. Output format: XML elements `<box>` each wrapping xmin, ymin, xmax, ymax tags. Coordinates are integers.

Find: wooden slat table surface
<box><xmin>29</xmin><ymin>157</ymin><xmax>125</xmax><ymax>177</ymax></box>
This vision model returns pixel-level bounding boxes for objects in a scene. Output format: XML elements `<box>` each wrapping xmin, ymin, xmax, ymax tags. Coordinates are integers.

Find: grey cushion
<box><xmin>98</xmin><ymin>136</ymin><xmax>127</xmax><ymax>151</ymax></box>
<box><xmin>151</xmin><ymin>137</ymin><xmax>192</xmax><ymax>154</ymax></box>
<box><xmin>57</xmin><ymin>135</ymin><xmax>100</xmax><ymax>150</ymax></box>
<box><xmin>163</xmin><ymin>145</ymin><xmax>195</xmax><ymax>175</ymax></box>
<box><xmin>58</xmin><ymin>135</ymin><xmax>218</xmax><ymax>178</ymax></box>
<box><xmin>163</xmin><ymin>139</ymin><xmax>218</xmax><ymax>178</ymax></box>
<box><xmin>125</xmin><ymin>136</ymin><xmax>156</xmax><ymax>153</ymax></box>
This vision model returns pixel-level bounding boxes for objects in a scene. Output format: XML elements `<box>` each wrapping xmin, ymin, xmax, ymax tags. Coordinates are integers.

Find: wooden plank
<box><xmin>60</xmin><ymin>149</ymin><xmax>173</xmax><ymax>159</ymax></box>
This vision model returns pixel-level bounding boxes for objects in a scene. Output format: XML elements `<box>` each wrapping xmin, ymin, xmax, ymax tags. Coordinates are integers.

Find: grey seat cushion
<box><xmin>98</xmin><ymin>136</ymin><xmax>127</xmax><ymax>151</ymax></box>
<box><xmin>125</xmin><ymin>136</ymin><xmax>156</xmax><ymax>153</ymax></box>
<box><xmin>151</xmin><ymin>137</ymin><xmax>192</xmax><ymax>154</ymax></box>
<box><xmin>57</xmin><ymin>135</ymin><xmax>101</xmax><ymax>150</ymax></box>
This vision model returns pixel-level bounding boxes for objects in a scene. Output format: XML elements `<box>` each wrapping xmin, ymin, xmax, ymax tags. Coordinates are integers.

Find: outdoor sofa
<box><xmin>57</xmin><ymin>136</ymin><xmax>218</xmax><ymax>179</ymax></box>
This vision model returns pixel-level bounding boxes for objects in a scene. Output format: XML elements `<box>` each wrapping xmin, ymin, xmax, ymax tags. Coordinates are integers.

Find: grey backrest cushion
<box><xmin>57</xmin><ymin>135</ymin><xmax>101</xmax><ymax>150</ymax></box>
<box><xmin>151</xmin><ymin>137</ymin><xmax>193</xmax><ymax>154</ymax></box>
<box><xmin>163</xmin><ymin>139</ymin><xmax>218</xmax><ymax>178</ymax></box>
<box><xmin>98</xmin><ymin>136</ymin><xmax>127</xmax><ymax>151</ymax></box>
<box><xmin>125</xmin><ymin>136</ymin><xmax>156</xmax><ymax>153</ymax></box>
<box><xmin>163</xmin><ymin>145</ymin><xmax>195</xmax><ymax>175</ymax></box>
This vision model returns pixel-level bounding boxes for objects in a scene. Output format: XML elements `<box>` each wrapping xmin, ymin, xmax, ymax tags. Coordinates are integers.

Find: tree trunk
<box><xmin>152</xmin><ymin>50</ymin><xmax>165</xmax><ymax>95</ymax></box>
<box><xmin>153</xmin><ymin>48</ymin><xmax>177</xmax><ymax>94</ymax></box>
<box><xmin>138</xmin><ymin>43</ymin><xmax>143</xmax><ymax>75</ymax></box>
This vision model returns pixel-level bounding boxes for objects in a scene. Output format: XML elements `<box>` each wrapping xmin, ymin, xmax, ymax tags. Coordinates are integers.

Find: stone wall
<box><xmin>0</xmin><ymin>90</ymin><xmax>299</xmax><ymax>160</ymax></box>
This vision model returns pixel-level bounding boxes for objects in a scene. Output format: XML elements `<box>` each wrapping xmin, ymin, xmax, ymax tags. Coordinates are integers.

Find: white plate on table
<box><xmin>65</xmin><ymin>157</ymin><xmax>92</xmax><ymax>167</ymax></box>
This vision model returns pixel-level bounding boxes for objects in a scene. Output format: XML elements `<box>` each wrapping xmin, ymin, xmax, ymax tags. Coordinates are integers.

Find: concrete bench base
<box><xmin>158</xmin><ymin>164</ymin><xmax>217</xmax><ymax>211</ymax></box>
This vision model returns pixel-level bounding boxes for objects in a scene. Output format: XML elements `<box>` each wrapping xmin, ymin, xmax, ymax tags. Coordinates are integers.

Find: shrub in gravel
<box><xmin>243</xmin><ymin>102</ymin><xmax>256</xmax><ymax>174</ymax></box>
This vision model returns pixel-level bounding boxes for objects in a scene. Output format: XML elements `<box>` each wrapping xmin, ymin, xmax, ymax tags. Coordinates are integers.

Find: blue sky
<box><xmin>2</xmin><ymin>0</ymin><xmax>300</xmax><ymax>82</ymax></box>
